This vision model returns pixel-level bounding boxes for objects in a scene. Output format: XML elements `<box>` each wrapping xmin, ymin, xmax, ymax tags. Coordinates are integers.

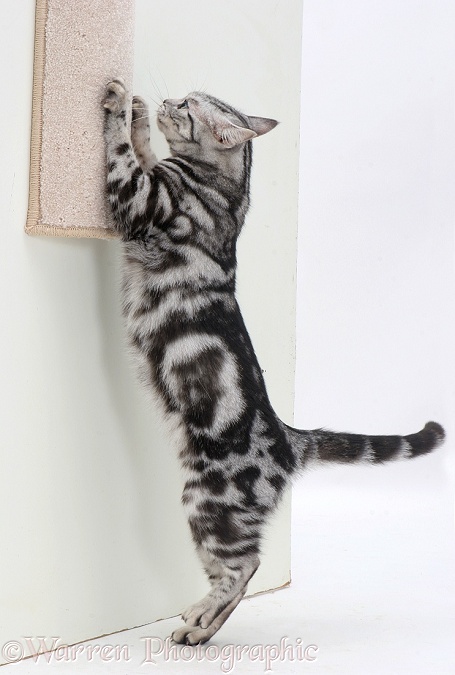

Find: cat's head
<box><xmin>157</xmin><ymin>92</ymin><xmax>278</xmax><ymax>156</ymax></box>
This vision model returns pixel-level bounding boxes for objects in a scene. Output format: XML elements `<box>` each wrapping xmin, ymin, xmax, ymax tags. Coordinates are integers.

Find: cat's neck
<box><xmin>169</xmin><ymin>141</ymin><xmax>252</xmax><ymax>187</ymax></box>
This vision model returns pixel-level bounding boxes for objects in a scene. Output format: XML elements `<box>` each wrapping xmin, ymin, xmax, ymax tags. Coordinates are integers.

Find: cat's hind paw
<box><xmin>171</xmin><ymin>624</ymin><xmax>215</xmax><ymax>646</ymax></box>
<box><xmin>172</xmin><ymin>591</ymin><xmax>245</xmax><ymax>645</ymax></box>
<box><xmin>103</xmin><ymin>79</ymin><xmax>127</xmax><ymax>112</ymax></box>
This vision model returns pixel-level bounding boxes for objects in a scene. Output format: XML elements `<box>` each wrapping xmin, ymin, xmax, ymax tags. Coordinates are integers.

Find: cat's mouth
<box><xmin>156</xmin><ymin>105</ymin><xmax>170</xmax><ymax>129</ymax></box>
<box><xmin>158</xmin><ymin>103</ymin><xmax>179</xmax><ymax>126</ymax></box>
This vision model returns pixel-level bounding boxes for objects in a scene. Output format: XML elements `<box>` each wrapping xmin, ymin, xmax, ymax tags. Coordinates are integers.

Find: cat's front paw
<box><xmin>132</xmin><ymin>96</ymin><xmax>149</xmax><ymax>124</ymax></box>
<box><xmin>103</xmin><ymin>79</ymin><xmax>127</xmax><ymax>113</ymax></box>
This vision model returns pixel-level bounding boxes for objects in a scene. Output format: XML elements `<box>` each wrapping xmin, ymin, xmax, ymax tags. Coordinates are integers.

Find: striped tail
<box><xmin>285</xmin><ymin>421</ymin><xmax>445</xmax><ymax>469</ymax></box>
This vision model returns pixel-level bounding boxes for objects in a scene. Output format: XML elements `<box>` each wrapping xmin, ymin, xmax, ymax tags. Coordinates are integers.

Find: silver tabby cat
<box><xmin>103</xmin><ymin>79</ymin><xmax>444</xmax><ymax>645</ymax></box>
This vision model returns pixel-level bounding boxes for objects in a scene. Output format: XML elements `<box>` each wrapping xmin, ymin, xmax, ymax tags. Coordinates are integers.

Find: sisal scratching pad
<box><xmin>26</xmin><ymin>0</ymin><xmax>135</xmax><ymax>239</ymax></box>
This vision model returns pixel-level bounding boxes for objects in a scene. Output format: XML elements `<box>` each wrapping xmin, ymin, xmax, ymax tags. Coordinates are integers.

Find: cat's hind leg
<box><xmin>172</xmin><ymin>548</ymin><xmax>259</xmax><ymax>645</ymax></box>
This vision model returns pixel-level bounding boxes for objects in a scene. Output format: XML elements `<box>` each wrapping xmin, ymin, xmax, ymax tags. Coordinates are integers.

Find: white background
<box><xmin>293</xmin><ymin>0</ymin><xmax>455</xmax><ymax>672</ymax></box>
<box><xmin>0</xmin><ymin>0</ymin><xmax>454</xmax><ymax>672</ymax></box>
<box><xmin>296</xmin><ymin>0</ymin><xmax>454</xmax><ymax>534</ymax></box>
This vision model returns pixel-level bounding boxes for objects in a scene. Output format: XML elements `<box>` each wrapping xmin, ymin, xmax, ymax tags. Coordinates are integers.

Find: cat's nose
<box><xmin>163</xmin><ymin>98</ymin><xmax>183</xmax><ymax>107</ymax></box>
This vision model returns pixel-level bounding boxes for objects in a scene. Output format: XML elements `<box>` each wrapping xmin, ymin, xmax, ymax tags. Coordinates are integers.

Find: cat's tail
<box><xmin>284</xmin><ymin>421</ymin><xmax>445</xmax><ymax>470</ymax></box>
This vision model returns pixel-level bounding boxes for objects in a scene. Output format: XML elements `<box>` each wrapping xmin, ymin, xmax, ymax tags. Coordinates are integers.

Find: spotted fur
<box><xmin>103</xmin><ymin>80</ymin><xmax>445</xmax><ymax>645</ymax></box>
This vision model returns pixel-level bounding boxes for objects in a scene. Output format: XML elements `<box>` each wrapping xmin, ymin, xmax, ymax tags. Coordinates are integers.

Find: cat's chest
<box><xmin>121</xmin><ymin>241</ymin><xmax>232</xmax><ymax>316</ymax></box>
<box><xmin>120</xmin><ymin>256</ymin><xmax>222</xmax><ymax>344</ymax></box>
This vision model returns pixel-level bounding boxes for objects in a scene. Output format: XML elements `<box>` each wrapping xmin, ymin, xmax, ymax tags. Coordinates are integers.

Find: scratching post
<box><xmin>26</xmin><ymin>0</ymin><xmax>135</xmax><ymax>238</ymax></box>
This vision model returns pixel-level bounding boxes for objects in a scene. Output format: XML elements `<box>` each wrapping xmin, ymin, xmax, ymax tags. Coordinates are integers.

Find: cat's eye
<box><xmin>177</xmin><ymin>100</ymin><xmax>189</xmax><ymax>110</ymax></box>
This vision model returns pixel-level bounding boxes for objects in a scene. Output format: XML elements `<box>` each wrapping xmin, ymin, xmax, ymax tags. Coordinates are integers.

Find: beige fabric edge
<box><xmin>25</xmin><ymin>0</ymin><xmax>46</xmax><ymax>236</ymax></box>
<box><xmin>25</xmin><ymin>0</ymin><xmax>117</xmax><ymax>240</ymax></box>
<box><xmin>26</xmin><ymin>223</ymin><xmax>118</xmax><ymax>239</ymax></box>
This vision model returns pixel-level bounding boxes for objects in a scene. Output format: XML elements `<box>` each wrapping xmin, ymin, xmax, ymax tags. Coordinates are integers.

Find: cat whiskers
<box><xmin>147</xmin><ymin>68</ymin><xmax>168</xmax><ymax>108</ymax></box>
<box><xmin>132</xmin><ymin>104</ymin><xmax>150</xmax><ymax>123</ymax></box>
<box><xmin>146</xmin><ymin>95</ymin><xmax>163</xmax><ymax>109</ymax></box>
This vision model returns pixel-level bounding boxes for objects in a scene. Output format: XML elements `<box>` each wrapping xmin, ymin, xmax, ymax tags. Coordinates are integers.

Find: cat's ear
<box><xmin>246</xmin><ymin>116</ymin><xmax>279</xmax><ymax>137</ymax></box>
<box><xmin>213</xmin><ymin>115</ymin><xmax>278</xmax><ymax>149</ymax></box>
<box><xmin>214</xmin><ymin>120</ymin><xmax>258</xmax><ymax>148</ymax></box>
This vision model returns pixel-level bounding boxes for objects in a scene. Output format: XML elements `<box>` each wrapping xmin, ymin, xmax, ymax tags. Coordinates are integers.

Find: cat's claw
<box><xmin>103</xmin><ymin>79</ymin><xmax>127</xmax><ymax>112</ymax></box>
